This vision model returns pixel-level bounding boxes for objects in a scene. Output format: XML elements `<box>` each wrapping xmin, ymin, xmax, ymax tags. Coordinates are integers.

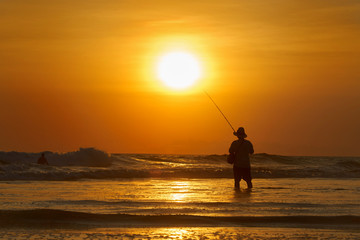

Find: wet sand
<box><xmin>1</xmin><ymin>227</ymin><xmax>360</xmax><ymax>240</ymax></box>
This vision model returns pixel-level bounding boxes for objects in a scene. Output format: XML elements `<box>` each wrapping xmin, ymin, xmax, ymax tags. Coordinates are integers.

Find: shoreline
<box><xmin>1</xmin><ymin>227</ymin><xmax>360</xmax><ymax>240</ymax></box>
<box><xmin>1</xmin><ymin>209</ymin><xmax>359</xmax><ymax>230</ymax></box>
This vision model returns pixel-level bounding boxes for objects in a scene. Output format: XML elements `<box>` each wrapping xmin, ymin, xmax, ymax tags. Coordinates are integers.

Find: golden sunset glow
<box><xmin>1</xmin><ymin>2</ymin><xmax>359</xmax><ymax>240</ymax></box>
<box><xmin>157</xmin><ymin>51</ymin><xmax>202</xmax><ymax>90</ymax></box>
<box><xmin>0</xmin><ymin>1</ymin><xmax>359</xmax><ymax>156</ymax></box>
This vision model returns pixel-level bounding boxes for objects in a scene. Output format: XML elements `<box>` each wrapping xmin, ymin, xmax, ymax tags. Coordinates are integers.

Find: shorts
<box><xmin>233</xmin><ymin>166</ymin><xmax>252</xmax><ymax>182</ymax></box>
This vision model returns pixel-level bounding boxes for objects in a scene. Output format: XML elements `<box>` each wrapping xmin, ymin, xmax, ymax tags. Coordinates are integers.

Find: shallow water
<box><xmin>1</xmin><ymin>151</ymin><xmax>360</xmax><ymax>238</ymax></box>
<box><xmin>0</xmin><ymin>178</ymin><xmax>359</xmax><ymax>218</ymax></box>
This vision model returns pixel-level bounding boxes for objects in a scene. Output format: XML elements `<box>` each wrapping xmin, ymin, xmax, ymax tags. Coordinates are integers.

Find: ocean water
<box><xmin>0</xmin><ymin>148</ymin><xmax>359</xmax><ymax>239</ymax></box>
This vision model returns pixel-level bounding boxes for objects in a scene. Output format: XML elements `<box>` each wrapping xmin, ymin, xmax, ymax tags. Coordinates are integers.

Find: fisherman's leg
<box><xmin>233</xmin><ymin>166</ymin><xmax>241</xmax><ymax>189</ymax></box>
<box><xmin>245</xmin><ymin>179</ymin><xmax>253</xmax><ymax>189</ymax></box>
<box><xmin>242</xmin><ymin>168</ymin><xmax>253</xmax><ymax>189</ymax></box>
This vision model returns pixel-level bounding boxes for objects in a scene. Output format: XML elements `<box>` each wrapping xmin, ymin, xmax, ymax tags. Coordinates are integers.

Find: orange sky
<box><xmin>0</xmin><ymin>0</ymin><xmax>359</xmax><ymax>155</ymax></box>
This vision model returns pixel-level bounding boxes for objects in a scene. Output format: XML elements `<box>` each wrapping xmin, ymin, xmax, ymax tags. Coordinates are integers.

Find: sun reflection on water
<box><xmin>168</xmin><ymin>228</ymin><xmax>190</xmax><ymax>239</ymax></box>
<box><xmin>169</xmin><ymin>181</ymin><xmax>189</xmax><ymax>202</ymax></box>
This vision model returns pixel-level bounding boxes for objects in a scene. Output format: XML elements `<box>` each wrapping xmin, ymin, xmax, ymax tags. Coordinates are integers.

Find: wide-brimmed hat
<box><xmin>234</xmin><ymin>127</ymin><xmax>247</xmax><ymax>138</ymax></box>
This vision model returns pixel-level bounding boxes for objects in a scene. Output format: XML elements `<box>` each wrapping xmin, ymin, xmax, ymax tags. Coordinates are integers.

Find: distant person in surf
<box><xmin>37</xmin><ymin>153</ymin><xmax>49</xmax><ymax>165</ymax></box>
<box><xmin>229</xmin><ymin>127</ymin><xmax>254</xmax><ymax>189</ymax></box>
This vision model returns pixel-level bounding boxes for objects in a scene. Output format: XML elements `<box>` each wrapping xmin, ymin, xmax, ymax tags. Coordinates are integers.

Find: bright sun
<box><xmin>157</xmin><ymin>51</ymin><xmax>202</xmax><ymax>90</ymax></box>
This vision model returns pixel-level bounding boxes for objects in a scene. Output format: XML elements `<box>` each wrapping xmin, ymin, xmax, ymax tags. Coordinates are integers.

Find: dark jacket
<box><xmin>229</xmin><ymin>139</ymin><xmax>254</xmax><ymax>168</ymax></box>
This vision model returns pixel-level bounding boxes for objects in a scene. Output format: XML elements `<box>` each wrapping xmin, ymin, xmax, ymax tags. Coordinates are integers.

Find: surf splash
<box><xmin>0</xmin><ymin>148</ymin><xmax>359</xmax><ymax>180</ymax></box>
<box><xmin>0</xmin><ymin>148</ymin><xmax>113</xmax><ymax>167</ymax></box>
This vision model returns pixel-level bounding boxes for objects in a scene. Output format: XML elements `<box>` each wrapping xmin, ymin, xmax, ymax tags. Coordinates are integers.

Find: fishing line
<box><xmin>203</xmin><ymin>90</ymin><xmax>235</xmax><ymax>132</ymax></box>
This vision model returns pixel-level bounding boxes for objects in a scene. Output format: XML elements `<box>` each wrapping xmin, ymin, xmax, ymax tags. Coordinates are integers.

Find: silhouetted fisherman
<box><xmin>229</xmin><ymin>127</ymin><xmax>254</xmax><ymax>189</ymax></box>
<box><xmin>37</xmin><ymin>153</ymin><xmax>49</xmax><ymax>165</ymax></box>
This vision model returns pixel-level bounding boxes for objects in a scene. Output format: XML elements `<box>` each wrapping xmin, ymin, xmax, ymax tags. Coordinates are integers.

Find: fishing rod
<box><xmin>203</xmin><ymin>91</ymin><xmax>235</xmax><ymax>133</ymax></box>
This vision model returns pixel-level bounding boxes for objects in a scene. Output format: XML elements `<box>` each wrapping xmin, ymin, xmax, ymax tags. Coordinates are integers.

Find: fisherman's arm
<box><xmin>229</xmin><ymin>141</ymin><xmax>236</xmax><ymax>154</ymax></box>
<box><xmin>249</xmin><ymin>141</ymin><xmax>254</xmax><ymax>154</ymax></box>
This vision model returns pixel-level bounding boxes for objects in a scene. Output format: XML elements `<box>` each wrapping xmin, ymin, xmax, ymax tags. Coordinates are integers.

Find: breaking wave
<box><xmin>0</xmin><ymin>149</ymin><xmax>359</xmax><ymax>180</ymax></box>
<box><xmin>0</xmin><ymin>148</ymin><xmax>113</xmax><ymax>167</ymax></box>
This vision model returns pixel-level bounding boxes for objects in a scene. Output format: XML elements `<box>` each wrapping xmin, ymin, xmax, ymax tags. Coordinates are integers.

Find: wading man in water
<box><xmin>37</xmin><ymin>153</ymin><xmax>49</xmax><ymax>165</ymax></box>
<box><xmin>229</xmin><ymin>127</ymin><xmax>254</xmax><ymax>189</ymax></box>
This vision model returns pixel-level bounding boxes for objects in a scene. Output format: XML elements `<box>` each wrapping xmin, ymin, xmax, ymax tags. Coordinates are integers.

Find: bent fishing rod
<box><xmin>203</xmin><ymin>91</ymin><xmax>235</xmax><ymax>133</ymax></box>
